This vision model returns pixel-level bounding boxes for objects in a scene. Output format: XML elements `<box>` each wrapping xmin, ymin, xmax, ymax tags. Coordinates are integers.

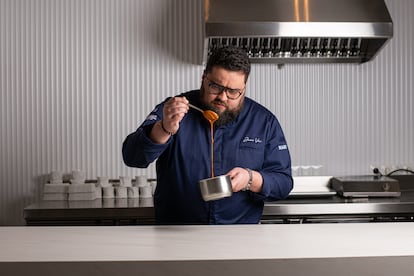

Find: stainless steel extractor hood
<box><xmin>203</xmin><ymin>0</ymin><xmax>393</xmax><ymax>64</ymax></box>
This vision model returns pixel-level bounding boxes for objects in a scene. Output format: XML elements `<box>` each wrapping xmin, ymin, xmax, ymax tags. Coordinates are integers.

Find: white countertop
<box><xmin>1</xmin><ymin>223</ymin><xmax>414</xmax><ymax>262</ymax></box>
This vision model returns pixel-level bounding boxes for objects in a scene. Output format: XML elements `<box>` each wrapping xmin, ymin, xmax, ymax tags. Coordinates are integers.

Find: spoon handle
<box><xmin>188</xmin><ymin>103</ymin><xmax>204</xmax><ymax>113</ymax></box>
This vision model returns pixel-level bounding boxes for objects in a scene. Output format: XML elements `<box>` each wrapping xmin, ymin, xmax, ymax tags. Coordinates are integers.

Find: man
<box><xmin>122</xmin><ymin>46</ymin><xmax>293</xmax><ymax>224</ymax></box>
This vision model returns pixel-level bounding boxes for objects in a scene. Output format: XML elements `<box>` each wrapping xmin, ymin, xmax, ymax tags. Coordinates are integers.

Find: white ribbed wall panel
<box><xmin>0</xmin><ymin>0</ymin><xmax>413</xmax><ymax>225</ymax></box>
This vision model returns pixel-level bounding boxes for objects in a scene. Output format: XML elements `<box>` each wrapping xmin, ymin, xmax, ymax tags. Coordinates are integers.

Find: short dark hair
<box><xmin>204</xmin><ymin>46</ymin><xmax>251</xmax><ymax>82</ymax></box>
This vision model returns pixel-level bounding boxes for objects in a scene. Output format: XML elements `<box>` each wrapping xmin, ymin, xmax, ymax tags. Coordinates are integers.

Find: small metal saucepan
<box><xmin>199</xmin><ymin>175</ymin><xmax>233</xmax><ymax>201</ymax></box>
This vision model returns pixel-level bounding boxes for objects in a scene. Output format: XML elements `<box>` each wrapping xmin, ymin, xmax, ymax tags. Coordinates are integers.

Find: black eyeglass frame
<box><xmin>204</xmin><ymin>76</ymin><xmax>245</xmax><ymax>100</ymax></box>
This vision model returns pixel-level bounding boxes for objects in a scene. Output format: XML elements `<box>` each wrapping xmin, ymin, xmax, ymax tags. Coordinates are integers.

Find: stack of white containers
<box><xmin>68</xmin><ymin>170</ymin><xmax>96</xmax><ymax>200</ymax></box>
<box><xmin>136</xmin><ymin>175</ymin><xmax>153</xmax><ymax>198</ymax></box>
<box><xmin>43</xmin><ymin>171</ymin><xmax>69</xmax><ymax>200</ymax></box>
<box><xmin>136</xmin><ymin>175</ymin><xmax>153</xmax><ymax>206</ymax></box>
<box><xmin>123</xmin><ymin>176</ymin><xmax>139</xmax><ymax>198</ymax></box>
<box><xmin>42</xmin><ymin>171</ymin><xmax>155</xmax><ymax>201</ymax></box>
<box><xmin>98</xmin><ymin>176</ymin><xmax>112</xmax><ymax>198</ymax></box>
<box><xmin>94</xmin><ymin>178</ymin><xmax>102</xmax><ymax>199</ymax></box>
<box><xmin>115</xmin><ymin>176</ymin><xmax>128</xmax><ymax>198</ymax></box>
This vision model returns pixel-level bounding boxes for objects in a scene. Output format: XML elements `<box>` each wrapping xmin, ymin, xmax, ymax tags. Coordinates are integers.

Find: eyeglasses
<box><xmin>204</xmin><ymin>76</ymin><xmax>245</xmax><ymax>100</ymax></box>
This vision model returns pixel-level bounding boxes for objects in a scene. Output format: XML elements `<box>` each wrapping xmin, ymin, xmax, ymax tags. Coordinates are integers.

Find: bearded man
<box><xmin>122</xmin><ymin>46</ymin><xmax>293</xmax><ymax>224</ymax></box>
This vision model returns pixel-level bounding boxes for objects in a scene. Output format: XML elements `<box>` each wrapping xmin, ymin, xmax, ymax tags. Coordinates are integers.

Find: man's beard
<box><xmin>199</xmin><ymin>87</ymin><xmax>244</xmax><ymax>127</ymax></box>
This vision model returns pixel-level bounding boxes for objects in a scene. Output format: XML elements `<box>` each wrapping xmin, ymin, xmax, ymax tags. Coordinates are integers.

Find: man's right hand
<box><xmin>149</xmin><ymin>97</ymin><xmax>189</xmax><ymax>144</ymax></box>
<box><xmin>162</xmin><ymin>96</ymin><xmax>189</xmax><ymax>134</ymax></box>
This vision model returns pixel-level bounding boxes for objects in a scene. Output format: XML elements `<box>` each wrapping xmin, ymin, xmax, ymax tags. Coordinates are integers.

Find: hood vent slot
<box><xmin>203</xmin><ymin>0</ymin><xmax>393</xmax><ymax>64</ymax></box>
<box><xmin>208</xmin><ymin>37</ymin><xmax>365</xmax><ymax>63</ymax></box>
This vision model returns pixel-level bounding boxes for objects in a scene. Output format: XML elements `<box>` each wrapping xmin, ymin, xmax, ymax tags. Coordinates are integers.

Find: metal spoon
<box><xmin>188</xmin><ymin>103</ymin><xmax>219</xmax><ymax>122</ymax></box>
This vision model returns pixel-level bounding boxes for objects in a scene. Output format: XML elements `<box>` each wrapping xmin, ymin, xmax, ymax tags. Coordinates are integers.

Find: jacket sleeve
<box><xmin>122</xmin><ymin>101</ymin><xmax>172</xmax><ymax>168</ymax></box>
<box><xmin>256</xmin><ymin>117</ymin><xmax>293</xmax><ymax>201</ymax></box>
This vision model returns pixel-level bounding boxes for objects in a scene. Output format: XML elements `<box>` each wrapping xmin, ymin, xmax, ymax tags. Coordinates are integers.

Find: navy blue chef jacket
<box><xmin>122</xmin><ymin>90</ymin><xmax>293</xmax><ymax>224</ymax></box>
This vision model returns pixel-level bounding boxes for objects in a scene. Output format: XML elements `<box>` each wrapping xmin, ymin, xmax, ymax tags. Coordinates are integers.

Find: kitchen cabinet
<box><xmin>24</xmin><ymin>198</ymin><xmax>155</xmax><ymax>225</ymax></box>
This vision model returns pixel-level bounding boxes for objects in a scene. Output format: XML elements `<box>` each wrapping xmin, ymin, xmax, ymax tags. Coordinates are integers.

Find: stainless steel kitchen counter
<box><xmin>262</xmin><ymin>175</ymin><xmax>414</xmax><ymax>223</ymax></box>
<box><xmin>23</xmin><ymin>175</ymin><xmax>414</xmax><ymax>225</ymax></box>
<box><xmin>24</xmin><ymin>191</ymin><xmax>414</xmax><ymax>225</ymax></box>
<box><xmin>262</xmin><ymin>191</ymin><xmax>414</xmax><ymax>223</ymax></box>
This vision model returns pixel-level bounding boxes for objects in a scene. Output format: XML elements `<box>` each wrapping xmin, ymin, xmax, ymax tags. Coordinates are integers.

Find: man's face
<box><xmin>200</xmin><ymin>66</ymin><xmax>246</xmax><ymax>126</ymax></box>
